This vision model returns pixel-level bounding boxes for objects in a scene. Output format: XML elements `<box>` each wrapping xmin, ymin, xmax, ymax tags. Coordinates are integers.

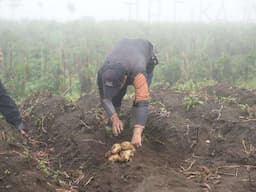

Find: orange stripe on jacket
<box><xmin>133</xmin><ymin>73</ymin><xmax>150</xmax><ymax>102</ymax></box>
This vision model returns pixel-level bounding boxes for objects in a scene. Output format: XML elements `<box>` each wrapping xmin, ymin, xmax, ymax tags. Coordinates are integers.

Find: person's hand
<box><xmin>131</xmin><ymin>125</ymin><xmax>144</xmax><ymax>147</ymax></box>
<box><xmin>111</xmin><ymin>113</ymin><xmax>124</xmax><ymax>136</ymax></box>
<box><xmin>16</xmin><ymin>122</ymin><xmax>28</xmax><ymax>136</ymax></box>
<box><xmin>20</xmin><ymin>129</ymin><xmax>26</xmax><ymax>135</ymax></box>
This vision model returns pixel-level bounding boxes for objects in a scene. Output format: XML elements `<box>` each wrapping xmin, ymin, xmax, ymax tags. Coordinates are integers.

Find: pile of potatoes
<box><xmin>105</xmin><ymin>141</ymin><xmax>136</xmax><ymax>162</ymax></box>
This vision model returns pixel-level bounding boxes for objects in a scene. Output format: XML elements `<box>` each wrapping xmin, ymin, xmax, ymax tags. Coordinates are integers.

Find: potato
<box><xmin>111</xmin><ymin>143</ymin><xmax>122</xmax><ymax>154</ymax></box>
<box><xmin>120</xmin><ymin>141</ymin><xmax>136</xmax><ymax>152</ymax></box>
<box><xmin>120</xmin><ymin>149</ymin><xmax>134</xmax><ymax>162</ymax></box>
<box><xmin>108</xmin><ymin>154</ymin><xmax>121</xmax><ymax>162</ymax></box>
<box><xmin>106</xmin><ymin>142</ymin><xmax>136</xmax><ymax>163</ymax></box>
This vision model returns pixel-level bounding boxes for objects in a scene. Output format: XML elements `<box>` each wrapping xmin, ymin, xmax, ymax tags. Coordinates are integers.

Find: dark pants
<box><xmin>0</xmin><ymin>81</ymin><xmax>22</xmax><ymax>128</ymax></box>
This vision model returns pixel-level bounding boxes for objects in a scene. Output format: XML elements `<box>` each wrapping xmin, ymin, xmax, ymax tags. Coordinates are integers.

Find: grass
<box><xmin>173</xmin><ymin>79</ymin><xmax>216</xmax><ymax>92</ymax></box>
<box><xmin>236</xmin><ymin>79</ymin><xmax>256</xmax><ymax>89</ymax></box>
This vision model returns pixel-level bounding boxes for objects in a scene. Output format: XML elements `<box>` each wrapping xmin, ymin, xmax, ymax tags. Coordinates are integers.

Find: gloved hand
<box><xmin>131</xmin><ymin>124</ymin><xmax>144</xmax><ymax>147</ymax></box>
<box><xmin>111</xmin><ymin>113</ymin><xmax>124</xmax><ymax>136</ymax></box>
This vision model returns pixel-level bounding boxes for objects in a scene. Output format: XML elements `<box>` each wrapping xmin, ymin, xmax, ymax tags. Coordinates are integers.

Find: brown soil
<box><xmin>1</xmin><ymin>84</ymin><xmax>256</xmax><ymax>192</ymax></box>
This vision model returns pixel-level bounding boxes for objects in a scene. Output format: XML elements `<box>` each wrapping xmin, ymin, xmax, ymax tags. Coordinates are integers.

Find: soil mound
<box><xmin>1</xmin><ymin>84</ymin><xmax>256</xmax><ymax>192</ymax></box>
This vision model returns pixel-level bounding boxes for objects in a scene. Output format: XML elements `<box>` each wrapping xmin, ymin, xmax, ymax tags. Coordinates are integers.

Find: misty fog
<box><xmin>0</xmin><ymin>0</ymin><xmax>256</xmax><ymax>22</ymax></box>
<box><xmin>1</xmin><ymin>1</ymin><xmax>256</xmax><ymax>192</ymax></box>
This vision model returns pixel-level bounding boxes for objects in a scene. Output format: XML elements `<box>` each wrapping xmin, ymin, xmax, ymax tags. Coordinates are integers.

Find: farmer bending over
<box><xmin>97</xmin><ymin>39</ymin><xmax>158</xmax><ymax>147</ymax></box>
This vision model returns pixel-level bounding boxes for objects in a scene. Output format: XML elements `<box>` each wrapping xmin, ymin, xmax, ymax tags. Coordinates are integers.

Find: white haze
<box><xmin>0</xmin><ymin>0</ymin><xmax>255</xmax><ymax>22</ymax></box>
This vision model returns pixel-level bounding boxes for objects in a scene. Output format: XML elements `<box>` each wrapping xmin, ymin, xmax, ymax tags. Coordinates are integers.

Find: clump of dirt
<box><xmin>1</xmin><ymin>84</ymin><xmax>256</xmax><ymax>192</ymax></box>
<box><xmin>0</xmin><ymin>121</ymin><xmax>57</xmax><ymax>192</ymax></box>
<box><xmin>206</xmin><ymin>83</ymin><xmax>256</xmax><ymax>105</ymax></box>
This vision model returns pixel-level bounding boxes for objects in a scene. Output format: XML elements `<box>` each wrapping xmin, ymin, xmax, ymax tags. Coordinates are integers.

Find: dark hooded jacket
<box><xmin>97</xmin><ymin>39</ymin><xmax>158</xmax><ymax>127</ymax></box>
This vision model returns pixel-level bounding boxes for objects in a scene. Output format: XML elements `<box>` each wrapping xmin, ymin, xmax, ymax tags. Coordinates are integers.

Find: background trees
<box><xmin>0</xmin><ymin>20</ymin><xmax>255</xmax><ymax>100</ymax></box>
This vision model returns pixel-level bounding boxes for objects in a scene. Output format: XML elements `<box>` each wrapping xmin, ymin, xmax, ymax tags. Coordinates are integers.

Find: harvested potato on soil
<box><xmin>111</xmin><ymin>143</ymin><xmax>122</xmax><ymax>154</ymax></box>
<box><xmin>106</xmin><ymin>141</ymin><xmax>136</xmax><ymax>162</ymax></box>
<box><xmin>120</xmin><ymin>149</ymin><xmax>134</xmax><ymax>162</ymax></box>
<box><xmin>121</xmin><ymin>141</ymin><xmax>136</xmax><ymax>151</ymax></box>
<box><xmin>108</xmin><ymin>154</ymin><xmax>121</xmax><ymax>162</ymax></box>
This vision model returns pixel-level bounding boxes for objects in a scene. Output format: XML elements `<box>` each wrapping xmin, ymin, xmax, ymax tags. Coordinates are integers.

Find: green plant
<box><xmin>173</xmin><ymin>80</ymin><xmax>198</xmax><ymax>92</ymax></box>
<box><xmin>238</xmin><ymin>103</ymin><xmax>249</xmax><ymax>111</ymax></box>
<box><xmin>220</xmin><ymin>96</ymin><xmax>237</xmax><ymax>104</ymax></box>
<box><xmin>173</xmin><ymin>80</ymin><xmax>216</xmax><ymax>92</ymax></box>
<box><xmin>184</xmin><ymin>95</ymin><xmax>204</xmax><ymax>111</ymax></box>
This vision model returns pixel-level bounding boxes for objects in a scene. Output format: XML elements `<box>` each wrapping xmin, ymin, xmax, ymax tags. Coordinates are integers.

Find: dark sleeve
<box><xmin>101</xmin><ymin>98</ymin><xmax>116</xmax><ymax>118</ymax></box>
<box><xmin>97</xmin><ymin>70</ymin><xmax>116</xmax><ymax>118</ymax></box>
<box><xmin>0</xmin><ymin>81</ymin><xmax>22</xmax><ymax>129</ymax></box>
<box><xmin>133</xmin><ymin>100</ymin><xmax>148</xmax><ymax>126</ymax></box>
